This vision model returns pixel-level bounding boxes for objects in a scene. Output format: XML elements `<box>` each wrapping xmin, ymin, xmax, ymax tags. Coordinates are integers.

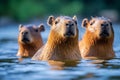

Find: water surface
<box><xmin>0</xmin><ymin>23</ymin><xmax>120</xmax><ymax>80</ymax></box>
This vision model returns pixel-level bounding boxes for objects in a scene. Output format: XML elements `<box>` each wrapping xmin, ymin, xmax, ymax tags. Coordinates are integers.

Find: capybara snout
<box><xmin>64</xmin><ymin>20</ymin><xmax>76</xmax><ymax>37</ymax></box>
<box><xmin>101</xmin><ymin>21</ymin><xmax>109</xmax><ymax>27</ymax></box>
<box><xmin>100</xmin><ymin>29</ymin><xmax>109</xmax><ymax>38</ymax></box>
<box><xmin>99</xmin><ymin>21</ymin><xmax>111</xmax><ymax>38</ymax></box>
<box><xmin>100</xmin><ymin>21</ymin><xmax>112</xmax><ymax>38</ymax></box>
<box><xmin>21</xmin><ymin>30</ymin><xmax>30</xmax><ymax>43</ymax></box>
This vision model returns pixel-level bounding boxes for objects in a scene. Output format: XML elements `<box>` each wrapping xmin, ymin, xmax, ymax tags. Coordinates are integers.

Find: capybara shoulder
<box><xmin>79</xmin><ymin>17</ymin><xmax>115</xmax><ymax>60</ymax></box>
<box><xmin>32</xmin><ymin>16</ymin><xmax>81</xmax><ymax>61</ymax></box>
<box><xmin>17</xmin><ymin>24</ymin><xmax>45</xmax><ymax>57</ymax></box>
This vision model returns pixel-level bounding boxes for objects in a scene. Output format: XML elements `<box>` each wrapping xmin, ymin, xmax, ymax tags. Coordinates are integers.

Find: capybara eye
<box><xmin>35</xmin><ymin>29</ymin><xmax>38</xmax><ymax>32</ymax></box>
<box><xmin>101</xmin><ymin>24</ymin><xmax>104</xmax><ymax>26</ymax></box>
<box><xmin>74</xmin><ymin>21</ymin><xmax>77</xmax><ymax>25</ymax></box>
<box><xmin>71</xmin><ymin>23</ymin><xmax>74</xmax><ymax>26</ymax></box>
<box><xmin>22</xmin><ymin>32</ymin><xmax>24</xmax><ymax>34</ymax></box>
<box><xmin>66</xmin><ymin>23</ymin><xmax>69</xmax><ymax>26</ymax></box>
<box><xmin>90</xmin><ymin>23</ymin><xmax>93</xmax><ymax>25</ymax></box>
<box><xmin>109</xmin><ymin>22</ymin><xmax>112</xmax><ymax>26</ymax></box>
<box><xmin>90</xmin><ymin>21</ymin><xmax>95</xmax><ymax>25</ymax></box>
<box><xmin>26</xmin><ymin>32</ymin><xmax>28</xmax><ymax>34</ymax></box>
<box><xmin>106</xmin><ymin>24</ymin><xmax>108</xmax><ymax>26</ymax></box>
<box><xmin>55</xmin><ymin>21</ymin><xmax>58</xmax><ymax>24</ymax></box>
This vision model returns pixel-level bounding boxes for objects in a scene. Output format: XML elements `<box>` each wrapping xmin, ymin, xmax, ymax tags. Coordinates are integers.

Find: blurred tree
<box><xmin>82</xmin><ymin>0</ymin><xmax>105</xmax><ymax>17</ymax></box>
<box><xmin>0</xmin><ymin>0</ymin><xmax>119</xmax><ymax>22</ymax></box>
<box><xmin>0</xmin><ymin>0</ymin><xmax>9</xmax><ymax>15</ymax></box>
<box><xmin>60</xmin><ymin>1</ymin><xmax>83</xmax><ymax>16</ymax></box>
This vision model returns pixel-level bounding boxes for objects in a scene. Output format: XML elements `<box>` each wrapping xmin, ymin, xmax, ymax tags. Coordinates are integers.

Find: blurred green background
<box><xmin>0</xmin><ymin>0</ymin><xmax>120</xmax><ymax>23</ymax></box>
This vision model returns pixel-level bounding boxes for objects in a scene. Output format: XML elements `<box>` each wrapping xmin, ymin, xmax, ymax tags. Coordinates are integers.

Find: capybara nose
<box><xmin>22</xmin><ymin>32</ymin><xmax>28</xmax><ymax>36</ymax></box>
<box><xmin>66</xmin><ymin>23</ymin><xmax>74</xmax><ymax>31</ymax></box>
<box><xmin>69</xmin><ymin>23</ymin><xmax>74</xmax><ymax>27</ymax></box>
<box><xmin>22</xmin><ymin>33</ymin><xmax>29</xmax><ymax>42</ymax></box>
<box><xmin>101</xmin><ymin>22</ymin><xmax>108</xmax><ymax>27</ymax></box>
<box><xmin>102</xmin><ymin>26</ymin><xmax>107</xmax><ymax>31</ymax></box>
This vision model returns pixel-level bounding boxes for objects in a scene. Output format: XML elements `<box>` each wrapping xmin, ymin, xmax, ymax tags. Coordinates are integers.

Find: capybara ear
<box><xmin>38</xmin><ymin>24</ymin><xmax>45</xmax><ymax>32</ymax></box>
<box><xmin>108</xmin><ymin>19</ymin><xmax>112</xmax><ymax>26</ymax></box>
<box><xmin>47</xmin><ymin>16</ymin><xmax>55</xmax><ymax>26</ymax></box>
<box><xmin>81</xmin><ymin>18</ymin><xmax>89</xmax><ymax>28</ymax></box>
<box><xmin>73</xmin><ymin>15</ymin><xmax>77</xmax><ymax>25</ymax></box>
<box><xmin>19</xmin><ymin>24</ymin><xmax>23</xmax><ymax>31</ymax></box>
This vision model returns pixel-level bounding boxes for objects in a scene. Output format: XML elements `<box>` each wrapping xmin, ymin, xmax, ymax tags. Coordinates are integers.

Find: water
<box><xmin>0</xmin><ymin>23</ymin><xmax>120</xmax><ymax>80</ymax></box>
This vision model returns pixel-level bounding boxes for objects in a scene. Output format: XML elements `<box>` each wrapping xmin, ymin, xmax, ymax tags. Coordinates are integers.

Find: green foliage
<box><xmin>0</xmin><ymin>0</ymin><xmax>120</xmax><ymax>22</ymax></box>
<box><xmin>9</xmin><ymin>0</ymin><xmax>47</xmax><ymax>21</ymax></box>
<box><xmin>60</xmin><ymin>1</ymin><xmax>83</xmax><ymax>15</ymax></box>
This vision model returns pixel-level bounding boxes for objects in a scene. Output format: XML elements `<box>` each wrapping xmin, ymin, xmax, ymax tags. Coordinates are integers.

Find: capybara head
<box><xmin>82</xmin><ymin>17</ymin><xmax>113</xmax><ymax>39</ymax></box>
<box><xmin>47</xmin><ymin>16</ymin><xmax>78</xmax><ymax>38</ymax></box>
<box><xmin>18</xmin><ymin>24</ymin><xmax>45</xmax><ymax>44</ymax></box>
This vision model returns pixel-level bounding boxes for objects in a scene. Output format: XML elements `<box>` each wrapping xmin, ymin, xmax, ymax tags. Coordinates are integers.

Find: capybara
<box><xmin>79</xmin><ymin>17</ymin><xmax>115</xmax><ymax>60</ymax></box>
<box><xmin>32</xmin><ymin>16</ymin><xmax>81</xmax><ymax>61</ymax></box>
<box><xmin>17</xmin><ymin>24</ymin><xmax>45</xmax><ymax>57</ymax></box>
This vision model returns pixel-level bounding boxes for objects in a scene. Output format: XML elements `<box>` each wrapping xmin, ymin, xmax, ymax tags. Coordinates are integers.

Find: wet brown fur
<box><xmin>17</xmin><ymin>25</ymin><xmax>44</xmax><ymax>57</ymax></box>
<box><xmin>18</xmin><ymin>37</ymin><xmax>43</xmax><ymax>57</ymax></box>
<box><xmin>79</xmin><ymin>17</ymin><xmax>115</xmax><ymax>60</ymax></box>
<box><xmin>32</xmin><ymin>16</ymin><xmax>81</xmax><ymax>61</ymax></box>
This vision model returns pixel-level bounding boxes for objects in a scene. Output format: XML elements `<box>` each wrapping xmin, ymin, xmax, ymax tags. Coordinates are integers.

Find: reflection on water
<box><xmin>48</xmin><ymin>60</ymin><xmax>79</xmax><ymax>70</ymax></box>
<box><xmin>0</xmin><ymin>24</ymin><xmax>120</xmax><ymax>80</ymax></box>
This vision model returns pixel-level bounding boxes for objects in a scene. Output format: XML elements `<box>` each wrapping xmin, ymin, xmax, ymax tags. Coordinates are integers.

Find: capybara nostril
<box><xmin>25</xmin><ymin>32</ymin><xmax>28</xmax><ymax>34</ymax></box>
<box><xmin>24</xmin><ymin>32</ymin><xmax>28</xmax><ymax>35</ymax></box>
<box><xmin>66</xmin><ymin>23</ymin><xmax>69</xmax><ymax>26</ymax></box>
<box><xmin>69</xmin><ymin>22</ymin><xmax>74</xmax><ymax>27</ymax></box>
<box><xmin>101</xmin><ymin>22</ymin><xmax>109</xmax><ymax>27</ymax></box>
<box><xmin>66</xmin><ymin>21</ymin><xmax>73</xmax><ymax>27</ymax></box>
<box><xmin>22</xmin><ymin>31</ymin><xmax>28</xmax><ymax>36</ymax></box>
<box><xmin>70</xmin><ymin>23</ymin><xmax>74</xmax><ymax>26</ymax></box>
<box><xmin>66</xmin><ymin>22</ymin><xmax>74</xmax><ymax>29</ymax></box>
